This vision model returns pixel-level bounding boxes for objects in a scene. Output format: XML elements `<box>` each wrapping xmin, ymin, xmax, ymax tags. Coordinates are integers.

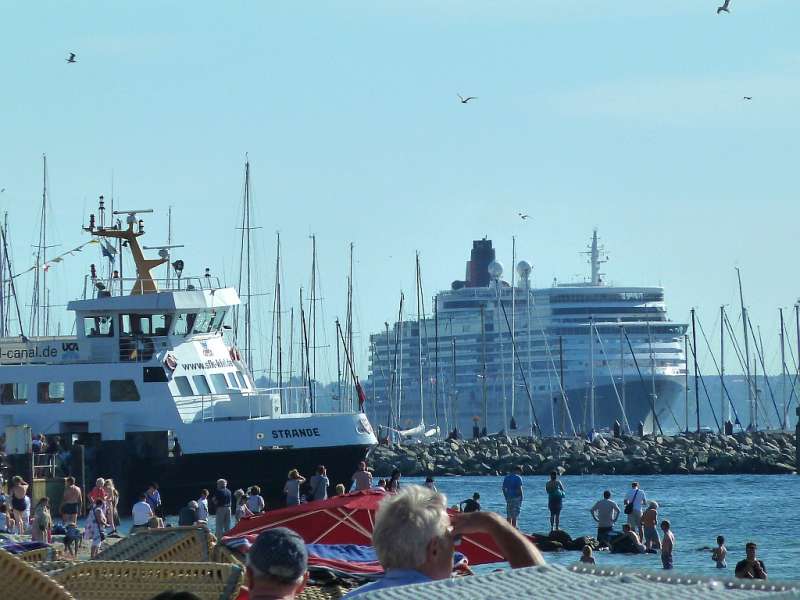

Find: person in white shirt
<box><xmin>197</xmin><ymin>489</ymin><xmax>210</xmax><ymax>523</ymax></box>
<box><xmin>132</xmin><ymin>493</ymin><xmax>155</xmax><ymax>527</ymax></box>
<box><xmin>623</xmin><ymin>482</ymin><xmax>647</xmax><ymax>539</ymax></box>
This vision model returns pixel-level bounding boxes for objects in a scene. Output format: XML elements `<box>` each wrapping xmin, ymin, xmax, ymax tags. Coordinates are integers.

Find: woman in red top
<box><xmin>87</xmin><ymin>478</ymin><xmax>107</xmax><ymax>517</ymax></box>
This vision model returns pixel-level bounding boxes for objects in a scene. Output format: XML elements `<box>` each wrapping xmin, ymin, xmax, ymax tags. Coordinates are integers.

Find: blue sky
<box><xmin>1</xmin><ymin>1</ymin><xmax>799</xmax><ymax>380</ymax></box>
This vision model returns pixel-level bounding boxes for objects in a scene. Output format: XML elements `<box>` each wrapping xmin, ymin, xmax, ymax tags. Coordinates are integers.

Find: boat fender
<box><xmin>164</xmin><ymin>353</ymin><xmax>178</xmax><ymax>371</ymax></box>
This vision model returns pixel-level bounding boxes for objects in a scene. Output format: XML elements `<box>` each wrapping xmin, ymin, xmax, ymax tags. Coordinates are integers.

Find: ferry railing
<box><xmin>32</xmin><ymin>452</ymin><xmax>56</xmax><ymax>479</ymax></box>
<box><xmin>173</xmin><ymin>386</ymin><xmax>311</xmax><ymax>424</ymax></box>
<box><xmin>91</xmin><ymin>275</ymin><xmax>224</xmax><ymax>297</ymax></box>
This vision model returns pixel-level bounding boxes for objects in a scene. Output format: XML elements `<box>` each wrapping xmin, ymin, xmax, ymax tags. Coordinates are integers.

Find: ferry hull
<box><xmin>99</xmin><ymin>442</ymin><xmax>373</xmax><ymax>515</ymax></box>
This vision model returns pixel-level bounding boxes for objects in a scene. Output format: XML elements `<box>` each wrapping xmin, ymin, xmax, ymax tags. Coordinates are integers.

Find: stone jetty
<box><xmin>368</xmin><ymin>431</ymin><xmax>797</xmax><ymax>477</ymax></box>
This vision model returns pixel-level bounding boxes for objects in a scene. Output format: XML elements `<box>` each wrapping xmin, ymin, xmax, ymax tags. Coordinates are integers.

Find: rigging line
<box><xmin>623</xmin><ymin>329</ymin><xmax>663</xmax><ymax>436</ymax></box>
<box><xmin>747</xmin><ymin>316</ymin><xmax>782</xmax><ymax>427</ymax></box>
<box><xmin>686</xmin><ymin>336</ymin><xmax>721</xmax><ymax>432</ymax></box>
<box><xmin>592</xmin><ymin>324</ymin><xmax>633</xmax><ymax>433</ymax></box>
<box><xmin>723</xmin><ymin>311</ymin><xmax>771</xmax><ymax>428</ymax></box>
<box><xmin>538</xmin><ymin>329</ymin><xmax>577</xmax><ymax>437</ymax></box>
<box><xmin>499</xmin><ymin>300</ymin><xmax>541</xmax><ymax>434</ymax></box>
<box><xmin>696</xmin><ymin>314</ymin><xmax>745</xmax><ymax>431</ymax></box>
<box><xmin>780</xmin><ymin>318</ymin><xmax>800</xmax><ymax>412</ymax></box>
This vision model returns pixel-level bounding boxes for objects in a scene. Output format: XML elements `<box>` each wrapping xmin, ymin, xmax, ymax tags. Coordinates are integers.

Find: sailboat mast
<box><xmin>415</xmin><ymin>253</ymin><xmax>425</xmax><ymax>428</ymax></box>
<box><xmin>480</xmin><ymin>305</ymin><xmax>488</xmax><ymax>431</ymax></box>
<box><xmin>347</xmin><ymin>243</ymin><xmax>354</xmax><ymax>410</ymax></box>
<box><xmin>275</xmin><ymin>233</ymin><xmax>283</xmax><ymax>392</ymax></box>
<box><xmin>511</xmin><ymin>237</ymin><xmax>516</xmax><ymax>429</ymax></box>
<box><xmin>736</xmin><ymin>268</ymin><xmax>752</xmax><ymax>429</ymax></box>
<box><xmin>236</xmin><ymin>159</ymin><xmax>254</xmax><ymax>370</ymax></box>
<box><xmin>780</xmin><ymin>308</ymin><xmax>787</xmax><ymax>430</ymax></box>
<box><xmin>589</xmin><ymin>316</ymin><xmax>595</xmax><ymax>433</ymax></box>
<box><xmin>720</xmin><ymin>306</ymin><xmax>726</xmax><ymax>430</ymax></box>
<box><xmin>691</xmin><ymin>309</ymin><xmax>700</xmax><ymax>433</ymax></box>
<box><xmin>397</xmin><ymin>293</ymin><xmax>404</xmax><ymax>426</ymax></box>
<box><xmin>684</xmin><ymin>333</ymin><xmax>689</xmax><ymax>432</ymax></box>
<box><xmin>435</xmin><ymin>295</ymin><xmax>442</xmax><ymax>433</ymax></box>
<box><xmin>309</xmin><ymin>235</ymin><xmax>317</xmax><ymax>399</ymax></box>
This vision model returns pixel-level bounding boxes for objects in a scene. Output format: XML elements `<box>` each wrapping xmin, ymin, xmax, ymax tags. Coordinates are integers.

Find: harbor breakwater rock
<box><xmin>368</xmin><ymin>431</ymin><xmax>797</xmax><ymax>477</ymax></box>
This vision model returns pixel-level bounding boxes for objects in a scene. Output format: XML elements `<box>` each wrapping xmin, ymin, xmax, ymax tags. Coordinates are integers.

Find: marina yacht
<box><xmin>0</xmin><ymin>203</ymin><xmax>376</xmax><ymax>511</ymax></box>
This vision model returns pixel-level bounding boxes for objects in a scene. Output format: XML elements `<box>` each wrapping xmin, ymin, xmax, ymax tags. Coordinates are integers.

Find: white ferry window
<box><xmin>225</xmin><ymin>373</ymin><xmax>239</xmax><ymax>388</ymax></box>
<box><xmin>210</xmin><ymin>373</ymin><xmax>229</xmax><ymax>393</ymax></box>
<box><xmin>173</xmin><ymin>313</ymin><xmax>197</xmax><ymax>336</ymax></box>
<box><xmin>0</xmin><ymin>383</ymin><xmax>27</xmax><ymax>404</ymax></box>
<box><xmin>192</xmin><ymin>375</ymin><xmax>212</xmax><ymax>395</ymax></box>
<box><xmin>174</xmin><ymin>376</ymin><xmax>193</xmax><ymax>396</ymax></box>
<box><xmin>120</xmin><ymin>314</ymin><xmax>147</xmax><ymax>336</ymax></box>
<box><xmin>234</xmin><ymin>372</ymin><xmax>247</xmax><ymax>389</ymax></box>
<box><xmin>37</xmin><ymin>382</ymin><xmax>65</xmax><ymax>404</ymax></box>
<box><xmin>150</xmin><ymin>314</ymin><xmax>172</xmax><ymax>336</ymax></box>
<box><xmin>192</xmin><ymin>311</ymin><xmax>214</xmax><ymax>334</ymax></box>
<box><xmin>84</xmin><ymin>316</ymin><xmax>113</xmax><ymax>337</ymax></box>
<box><xmin>110</xmin><ymin>379</ymin><xmax>141</xmax><ymax>402</ymax></box>
<box><xmin>74</xmin><ymin>381</ymin><xmax>101</xmax><ymax>403</ymax></box>
<box><xmin>211</xmin><ymin>310</ymin><xmax>227</xmax><ymax>331</ymax></box>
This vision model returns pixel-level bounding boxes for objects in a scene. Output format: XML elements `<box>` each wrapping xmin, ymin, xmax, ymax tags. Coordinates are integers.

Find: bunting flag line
<box><xmin>12</xmin><ymin>239</ymin><xmax>100</xmax><ymax>279</ymax></box>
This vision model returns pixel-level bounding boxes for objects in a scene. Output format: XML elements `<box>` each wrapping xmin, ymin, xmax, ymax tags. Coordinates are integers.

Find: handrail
<box><xmin>173</xmin><ymin>387</ymin><xmax>312</xmax><ymax>424</ymax></box>
<box><xmin>91</xmin><ymin>276</ymin><xmax>225</xmax><ymax>297</ymax></box>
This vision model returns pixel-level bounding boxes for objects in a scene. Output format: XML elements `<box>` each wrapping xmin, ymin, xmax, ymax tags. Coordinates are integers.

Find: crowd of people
<box><xmin>0</xmin><ymin>457</ymin><xmax>773</xmax><ymax>598</ymax></box>
<box><xmin>498</xmin><ymin>467</ymin><xmax>768</xmax><ymax>579</ymax></box>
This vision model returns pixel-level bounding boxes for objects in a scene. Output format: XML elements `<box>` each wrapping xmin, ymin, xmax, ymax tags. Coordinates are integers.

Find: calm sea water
<box><xmin>406</xmin><ymin>474</ymin><xmax>800</xmax><ymax>581</ymax></box>
<box><xmin>116</xmin><ymin>474</ymin><xmax>798</xmax><ymax>581</ymax></box>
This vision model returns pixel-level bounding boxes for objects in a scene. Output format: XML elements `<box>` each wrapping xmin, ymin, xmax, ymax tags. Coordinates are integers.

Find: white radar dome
<box><xmin>487</xmin><ymin>260</ymin><xmax>504</xmax><ymax>279</ymax></box>
<box><xmin>516</xmin><ymin>260</ymin><xmax>532</xmax><ymax>280</ymax></box>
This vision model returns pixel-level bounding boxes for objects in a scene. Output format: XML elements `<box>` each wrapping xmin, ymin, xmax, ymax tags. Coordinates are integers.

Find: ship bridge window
<box><xmin>84</xmin><ymin>316</ymin><xmax>114</xmax><ymax>337</ymax></box>
<box><xmin>74</xmin><ymin>381</ymin><xmax>101</xmax><ymax>403</ymax></box>
<box><xmin>37</xmin><ymin>382</ymin><xmax>65</xmax><ymax>404</ymax></box>
<box><xmin>120</xmin><ymin>314</ymin><xmax>172</xmax><ymax>336</ymax></box>
<box><xmin>191</xmin><ymin>311</ymin><xmax>223</xmax><ymax>335</ymax></box>
<box><xmin>173</xmin><ymin>313</ymin><xmax>197</xmax><ymax>336</ymax></box>
<box><xmin>0</xmin><ymin>383</ymin><xmax>28</xmax><ymax>404</ymax></box>
<box><xmin>174</xmin><ymin>376</ymin><xmax>193</xmax><ymax>396</ymax></box>
<box><xmin>210</xmin><ymin>373</ymin><xmax>229</xmax><ymax>393</ymax></box>
<box><xmin>110</xmin><ymin>379</ymin><xmax>140</xmax><ymax>402</ymax></box>
<box><xmin>192</xmin><ymin>375</ymin><xmax>212</xmax><ymax>395</ymax></box>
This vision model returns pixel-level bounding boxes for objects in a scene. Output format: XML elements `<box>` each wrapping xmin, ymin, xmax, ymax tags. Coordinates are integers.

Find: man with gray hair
<box><xmin>214</xmin><ymin>478</ymin><xmax>233</xmax><ymax>539</ymax></box>
<box><xmin>246</xmin><ymin>527</ymin><xmax>309</xmax><ymax>599</ymax></box>
<box><xmin>345</xmin><ymin>485</ymin><xmax>543</xmax><ymax>596</ymax></box>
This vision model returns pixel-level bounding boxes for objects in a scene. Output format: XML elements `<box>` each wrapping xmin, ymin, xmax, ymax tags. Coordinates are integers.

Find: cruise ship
<box><xmin>366</xmin><ymin>232</ymin><xmax>688</xmax><ymax>437</ymax></box>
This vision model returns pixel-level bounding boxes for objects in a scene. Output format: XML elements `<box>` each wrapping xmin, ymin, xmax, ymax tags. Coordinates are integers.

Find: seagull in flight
<box><xmin>66</xmin><ymin>52</ymin><xmax>77</xmax><ymax>63</ymax></box>
<box><xmin>743</xmin><ymin>96</ymin><xmax>752</xmax><ymax>100</ymax></box>
<box><xmin>458</xmin><ymin>94</ymin><xmax>477</xmax><ymax>104</ymax></box>
<box><xmin>518</xmin><ymin>212</ymin><xmax>530</xmax><ymax>220</ymax></box>
<box><xmin>717</xmin><ymin>0</ymin><xmax>731</xmax><ymax>14</ymax></box>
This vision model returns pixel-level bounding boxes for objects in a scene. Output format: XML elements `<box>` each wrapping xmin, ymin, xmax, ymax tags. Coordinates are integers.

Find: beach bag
<box><xmin>624</xmin><ymin>490</ymin><xmax>638</xmax><ymax>514</ymax></box>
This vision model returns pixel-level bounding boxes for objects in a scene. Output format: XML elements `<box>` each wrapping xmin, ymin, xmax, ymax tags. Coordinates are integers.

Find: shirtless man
<box><xmin>9</xmin><ymin>476</ymin><xmax>29</xmax><ymax>534</ymax></box>
<box><xmin>660</xmin><ymin>520</ymin><xmax>675</xmax><ymax>569</ymax></box>
<box><xmin>60</xmin><ymin>477</ymin><xmax>83</xmax><ymax>525</ymax></box>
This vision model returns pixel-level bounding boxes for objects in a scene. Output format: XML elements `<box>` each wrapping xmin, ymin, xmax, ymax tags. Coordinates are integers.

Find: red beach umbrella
<box><xmin>224</xmin><ymin>488</ymin><xmax>527</xmax><ymax>566</ymax></box>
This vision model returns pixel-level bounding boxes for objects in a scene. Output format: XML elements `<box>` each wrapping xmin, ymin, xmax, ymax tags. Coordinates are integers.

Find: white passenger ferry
<box><xmin>0</xmin><ymin>204</ymin><xmax>376</xmax><ymax>511</ymax></box>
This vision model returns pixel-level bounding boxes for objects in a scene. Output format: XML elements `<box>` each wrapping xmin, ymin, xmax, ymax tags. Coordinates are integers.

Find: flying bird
<box><xmin>458</xmin><ymin>94</ymin><xmax>477</xmax><ymax>104</ymax></box>
<box><xmin>717</xmin><ymin>0</ymin><xmax>731</xmax><ymax>14</ymax></box>
<box><xmin>743</xmin><ymin>96</ymin><xmax>752</xmax><ymax>100</ymax></box>
<box><xmin>518</xmin><ymin>212</ymin><xmax>530</xmax><ymax>220</ymax></box>
<box><xmin>66</xmin><ymin>52</ymin><xmax>77</xmax><ymax>63</ymax></box>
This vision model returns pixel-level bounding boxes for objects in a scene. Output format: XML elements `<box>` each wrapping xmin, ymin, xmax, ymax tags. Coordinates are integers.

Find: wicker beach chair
<box><xmin>0</xmin><ymin>548</ymin><xmax>75</xmax><ymax>600</ymax></box>
<box><xmin>17</xmin><ymin>546</ymin><xmax>54</xmax><ymax>562</ymax></box>
<box><xmin>51</xmin><ymin>560</ymin><xmax>243</xmax><ymax>600</ymax></box>
<box><xmin>210</xmin><ymin>542</ymin><xmax>244</xmax><ymax>566</ymax></box>
<box><xmin>297</xmin><ymin>584</ymin><xmax>350</xmax><ymax>600</ymax></box>
<box><xmin>96</xmin><ymin>526</ymin><xmax>214</xmax><ymax>563</ymax></box>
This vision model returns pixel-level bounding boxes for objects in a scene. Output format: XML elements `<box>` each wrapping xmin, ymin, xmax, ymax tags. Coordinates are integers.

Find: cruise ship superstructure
<box><xmin>366</xmin><ymin>232</ymin><xmax>688</xmax><ymax>437</ymax></box>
